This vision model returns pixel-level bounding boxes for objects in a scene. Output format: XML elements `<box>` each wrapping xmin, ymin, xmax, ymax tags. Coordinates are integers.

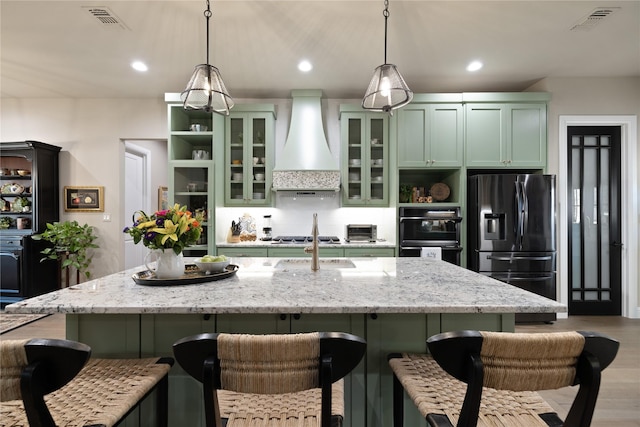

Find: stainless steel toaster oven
<box><xmin>345</xmin><ymin>224</ymin><xmax>377</xmax><ymax>242</ymax></box>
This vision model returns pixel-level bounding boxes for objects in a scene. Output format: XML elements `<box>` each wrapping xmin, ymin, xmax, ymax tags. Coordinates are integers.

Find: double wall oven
<box><xmin>399</xmin><ymin>207</ymin><xmax>463</xmax><ymax>265</ymax></box>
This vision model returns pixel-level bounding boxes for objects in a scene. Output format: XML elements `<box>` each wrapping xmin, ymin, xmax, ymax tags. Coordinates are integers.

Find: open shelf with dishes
<box><xmin>166</xmin><ymin>97</ymin><xmax>220</xmax><ymax>256</ymax></box>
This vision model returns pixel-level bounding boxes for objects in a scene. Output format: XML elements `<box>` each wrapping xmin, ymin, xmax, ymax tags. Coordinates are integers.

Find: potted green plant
<box><xmin>399</xmin><ymin>184</ymin><xmax>412</xmax><ymax>203</ymax></box>
<box><xmin>32</xmin><ymin>220</ymin><xmax>99</xmax><ymax>281</ymax></box>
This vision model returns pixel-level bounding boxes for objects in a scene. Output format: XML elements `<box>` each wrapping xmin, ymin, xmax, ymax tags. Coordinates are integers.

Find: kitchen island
<box><xmin>6</xmin><ymin>257</ymin><xmax>565</xmax><ymax>427</ymax></box>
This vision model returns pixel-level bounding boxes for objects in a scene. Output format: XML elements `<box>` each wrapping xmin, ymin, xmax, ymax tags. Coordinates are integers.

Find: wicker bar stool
<box><xmin>0</xmin><ymin>338</ymin><xmax>174</xmax><ymax>427</ymax></box>
<box><xmin>173</xmin><ymin>331</ymin><xmax>367</xmax><ymax>427</ymax></box>
<box><xmin>389</xmin><ymin>330</ymin><xmax>619</xmax><ymax>427</ymax></box>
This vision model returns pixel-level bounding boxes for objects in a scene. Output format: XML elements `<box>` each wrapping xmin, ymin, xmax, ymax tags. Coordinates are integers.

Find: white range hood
<box><xmin>272</xmin><ymin>90</ymin><xmax>340</xmax><ymax>192</ymax></box>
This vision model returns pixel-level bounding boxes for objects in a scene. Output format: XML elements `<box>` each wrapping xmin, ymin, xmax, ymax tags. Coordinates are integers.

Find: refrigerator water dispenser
<box><xmin>484</xmin><ymin>213</ymin><xmax>505</xmax><ymax>240</ymax></box>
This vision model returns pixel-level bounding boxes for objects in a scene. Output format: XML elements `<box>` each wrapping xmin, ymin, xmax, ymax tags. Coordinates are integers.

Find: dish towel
<box><xmin>420</xmin><ymin>247</ymin><xmax>442</xmax><ymax>260</ymax></box>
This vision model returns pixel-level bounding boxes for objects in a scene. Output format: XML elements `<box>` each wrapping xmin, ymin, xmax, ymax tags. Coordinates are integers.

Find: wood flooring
<box><xmin>2</xmin><ymin>314</ymin><xmax>638</xmax><ymax>426</ymax></box>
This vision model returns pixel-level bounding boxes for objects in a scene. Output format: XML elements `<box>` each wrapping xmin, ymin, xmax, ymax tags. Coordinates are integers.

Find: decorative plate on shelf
<box><xmin>132</xmin><ymin>264</ymin><xmax>239</xmax><ymax>286</ymax></box>
<box><xmin>1</xmin><ymin>183</ymin><xmax>24</xmax><ymax>195</ymax></box>
<box><xmin>430</xmin><ymin>183</ymin><xmax>450</xmax><ymax>202</ymax></box>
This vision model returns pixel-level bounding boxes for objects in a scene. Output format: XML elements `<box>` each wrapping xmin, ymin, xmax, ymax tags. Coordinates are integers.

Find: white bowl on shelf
<box><xmin>254</xmin><ymin>173</ymin><xmax>265</xmax><ymax>181</ymax></box>
<box><xmin>254</xmin><ymin>192</ymin><xmax>265</xmax><ymax>200</ymax></box>
<box><xmin>232</xmin><ymin>173</ymin><xmax>243</xmax><ymax>182</ymax></box>
<box><xmin>349</xmin><ymin>159</ymin><xmax>361</xmax><ymax>167</ymax></box>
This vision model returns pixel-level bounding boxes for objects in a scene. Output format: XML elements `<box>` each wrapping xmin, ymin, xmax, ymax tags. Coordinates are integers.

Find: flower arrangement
<box><xmin>123</xmin><ymin>204</ymin><xmax>203</xmax><ymax>255</ymax></box>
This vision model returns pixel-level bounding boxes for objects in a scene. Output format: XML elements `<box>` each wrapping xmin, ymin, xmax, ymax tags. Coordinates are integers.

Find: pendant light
<box><xmin>181</xmin><ymin>0</ymin><xmax>234</xmax><ymax>115</ymax></box>
<box><xmin>362</xmin><ymin>0</ymin><xmax>413</xmax><ymax>114</ymax></box>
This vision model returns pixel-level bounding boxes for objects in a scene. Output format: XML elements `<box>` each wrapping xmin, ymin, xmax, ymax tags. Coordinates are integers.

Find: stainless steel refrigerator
<box><xmin>468</xmin><ymin>174</ymin><xmax>556</xmax><ymax>322</ymax></box>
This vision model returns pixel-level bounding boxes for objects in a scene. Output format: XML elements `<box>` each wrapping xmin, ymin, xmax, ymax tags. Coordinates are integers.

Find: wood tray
<box><xmin>132</xmin><ymin>264</ymin><xmax>238</xmax><ymax>286</ymax></box>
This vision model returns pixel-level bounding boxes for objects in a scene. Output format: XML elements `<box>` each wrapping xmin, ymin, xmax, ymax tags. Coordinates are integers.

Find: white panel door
<box><xmin>124</xmin><ymin>150</ymin><xmax>148</xmax><ymax>269</ymax></box>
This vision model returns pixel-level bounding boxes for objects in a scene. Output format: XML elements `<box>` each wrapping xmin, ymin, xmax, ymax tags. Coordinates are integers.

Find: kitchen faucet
<box><xmin>304</xmin><ymin>213</ymin><xmax>320</xmax><ymax>271</ymax></box>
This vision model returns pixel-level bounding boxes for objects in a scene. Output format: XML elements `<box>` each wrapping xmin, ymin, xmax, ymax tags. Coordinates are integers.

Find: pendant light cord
<box><xmin>204</xmin><ymin>0</ymin><xmax>212</xmax><ymax>65</ymax></box>
<box><xmin>383</xmin><ymin>0</ymin><xmax>389</xmax><ymax>65</ymax></box>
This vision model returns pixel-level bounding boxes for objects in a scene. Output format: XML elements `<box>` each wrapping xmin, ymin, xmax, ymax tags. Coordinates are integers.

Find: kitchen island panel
<box><xmin>367</xmin><ymin>313</ymin><xmax>428</xmax><ymax>427</ymax></box>
<box><xmin>66</xmin><ymin>314</ymin><xmax>141</xmax><ymax>358</ymax></box>
<box><xmin>216</xmin><ymin>313</ymin><xmax>289</xmax><ymax>334</ymax></box>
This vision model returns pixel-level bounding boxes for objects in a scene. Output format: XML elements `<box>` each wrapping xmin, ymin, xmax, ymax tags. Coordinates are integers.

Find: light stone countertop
<box><xmin>5</xmin><ymin>257</ymin><xmax>566</xmax><ymax>315</ymax></box>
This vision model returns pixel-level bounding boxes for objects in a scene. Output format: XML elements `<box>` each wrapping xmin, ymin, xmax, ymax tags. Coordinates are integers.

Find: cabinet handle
<box><xmin>293</xmin><ymin>313</ymin><xmax>301</xmax><ymax>320</ymax></box>
<box><xmin>370</xmin><ymin>313</ymin><xmax>378</xmax><ymax>320</ymax></box>
<box><xmin>279</xmin><ymin>314</ymin><xmax>287</xmax><ymax>321</ymax></box>
<box><xmin>431</xmin><ymin>160</ymin><xmax>435</xmax><ymax>164</ymax></box>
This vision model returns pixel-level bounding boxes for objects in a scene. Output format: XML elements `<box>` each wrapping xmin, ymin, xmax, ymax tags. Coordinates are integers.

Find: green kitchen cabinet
<box><xmin>343</xmin><ymin>247</ymin><xmax>396</xmax><ymax>257</ymax></box>
<box><xmin>465</xmin><ymin>103</ymin><xmax>547</xmax><ymax>168</ymax></box>
<box><xmin>218</xmin><ymin>247</ymin><xmax>268</xmax><ymax>257</ymax></box>
<box><xmin>340</xmin><ymin>107</ymin><xmax>389</xmax><ymax>206</ymax></box>
<box><xmin>225</xmin><ymin>106</ymin><xmax>276</xmax><ymax>206</ymax></box>
<box><xmin>166</xmin><ymin>101</ymin><xmax>222</xmax><ymax>256</ymax></box>
<box><xmin>397</xmin><ymin>103</ymin><xmax>463</xmax><ymax>168</ymax></box>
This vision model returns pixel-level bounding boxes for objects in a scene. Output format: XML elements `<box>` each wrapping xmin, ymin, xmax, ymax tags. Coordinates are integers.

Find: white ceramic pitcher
<box><xmin>144</xmin><ymin>250</ymin><xmax>185</xmax><ymax>279</ymax></box>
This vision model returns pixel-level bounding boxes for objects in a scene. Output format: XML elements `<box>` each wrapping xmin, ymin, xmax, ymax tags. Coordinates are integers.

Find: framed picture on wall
<box><xmin>64</xmin><ymin>186</ymin><xmax>104</xmax><ymax>212</ymax></box>
<box><xmin>158</xmin><ymin>186</ymin><xmax>168</xmax><ymax>211</ymax></box>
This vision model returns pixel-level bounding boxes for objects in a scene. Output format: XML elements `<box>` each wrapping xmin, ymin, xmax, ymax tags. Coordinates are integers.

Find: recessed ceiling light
<box><xmin>466</xmin><ymin>61</ymin><xmax>483</xmax><ymax>72</ymax></box>
<box><xmin>131</xmin><ymin>61</ymin><xmax>148</xmax><ymax>72</ymax></box>
<box><xmin>298</xmin><ymin>60</ymin><xmax>313</xmax><ymax>72</ymax></box>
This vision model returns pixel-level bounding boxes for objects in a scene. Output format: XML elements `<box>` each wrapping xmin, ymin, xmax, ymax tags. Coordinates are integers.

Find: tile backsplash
<box><xmin>215</xmin><ymin>193</ymin><xmax>396</xmax><ymax>243</ymax></box>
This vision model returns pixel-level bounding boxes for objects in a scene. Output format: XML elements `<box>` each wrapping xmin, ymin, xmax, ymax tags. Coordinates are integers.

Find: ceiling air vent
<box><xmin>570</xmin><ymin>7</ymin><xmax>620</xmax><ymax>31</ymax></box>
<box><xmin>82</xmin><ymin>6</ymin><xmax>129</xmax><ymax>30</ymax></box>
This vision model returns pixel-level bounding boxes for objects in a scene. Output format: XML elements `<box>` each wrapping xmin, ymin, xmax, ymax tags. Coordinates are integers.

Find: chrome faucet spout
<box><xmin>303</xmin><ymin>213</ymin><xmax>320</xmax><ymax>271</ymax></box>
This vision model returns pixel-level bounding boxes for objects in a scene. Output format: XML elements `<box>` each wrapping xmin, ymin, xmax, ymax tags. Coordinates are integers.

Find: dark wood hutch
<box><xmin>1</xmin><ymin>141</ymin><xmax>60</xmax><ymax>307</ymax></box>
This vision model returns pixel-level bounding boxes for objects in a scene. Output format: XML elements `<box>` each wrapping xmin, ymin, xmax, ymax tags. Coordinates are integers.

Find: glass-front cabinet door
<box><xmin>225</xmin><ymin>107</ymin><xmax>275</xmax><ymax>206</ymax></box>
<box><xmin>340</xmin><ymin>110</ymin><xmax>388</xmax><ymax>206</ymax></box>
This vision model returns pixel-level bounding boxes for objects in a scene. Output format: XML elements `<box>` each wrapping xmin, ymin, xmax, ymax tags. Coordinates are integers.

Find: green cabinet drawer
<box><xmin>343</xmin><ymin>247</ymin><xmax>395</xmax><ymax>257</ymax></box>
<box><xmin>219</xmin><ymin>247</ymin><xmax>268</xmax><ymax>257</ymax></box>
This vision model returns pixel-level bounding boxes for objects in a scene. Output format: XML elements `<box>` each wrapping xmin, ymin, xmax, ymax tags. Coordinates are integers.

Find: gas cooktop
<box><xmin>271</xmin><ymin>236</ymin><xmax>341</xmax><ymax>244</ymax></box>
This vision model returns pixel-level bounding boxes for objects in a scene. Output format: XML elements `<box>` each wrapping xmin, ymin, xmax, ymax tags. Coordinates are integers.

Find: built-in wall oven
<box><xmin>399</xmin><ymin>207</ymin><xmax>462</xmax><ymax>265</ymax></box>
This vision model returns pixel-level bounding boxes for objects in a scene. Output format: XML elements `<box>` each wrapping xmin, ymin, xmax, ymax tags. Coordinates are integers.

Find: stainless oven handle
<box><xmin>400</xmin><ymin>217</ymin><xmax>462</xmax><ymax>222</ymax></box>
<box><xmin>491</xmin><ymin>275</ymin><xmax>554</xmax><ymax>282</ymax></box>
<box><xmin>486</xmin><ymin>255</ymin><xmax>553</xmax><ymax>261</ymax></box>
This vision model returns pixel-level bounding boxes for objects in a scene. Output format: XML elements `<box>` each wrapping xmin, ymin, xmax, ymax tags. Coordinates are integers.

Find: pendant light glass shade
<box><xmin>181</xmin><ymin>0</ymin><xmax>233</xmax><ymax>115</ymax></box>
<box><xmin>181</xmin><ymin>64</ymin><xmax>234</xmax><ymax>114</ymax></box>
<box><xmin>362</xmin><ymin>63</ymin><xmax>413</xmax><ymax>112</ymax></box>
<box><xmin>362</xmin><ymin>0</ymin><xmax>412</xmax><ymax>114</ymax></box>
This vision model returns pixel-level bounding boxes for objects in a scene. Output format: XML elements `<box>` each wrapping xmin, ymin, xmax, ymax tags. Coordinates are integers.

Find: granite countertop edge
<box><xmin>5</xmin><ymin>257</ymin><xmax>567</xmax><ymax>315</ymax></box>
<box><xmin>216</xmin><ymin>241</ymin><xmax>396</xmax><ymax>248</ymax></box>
